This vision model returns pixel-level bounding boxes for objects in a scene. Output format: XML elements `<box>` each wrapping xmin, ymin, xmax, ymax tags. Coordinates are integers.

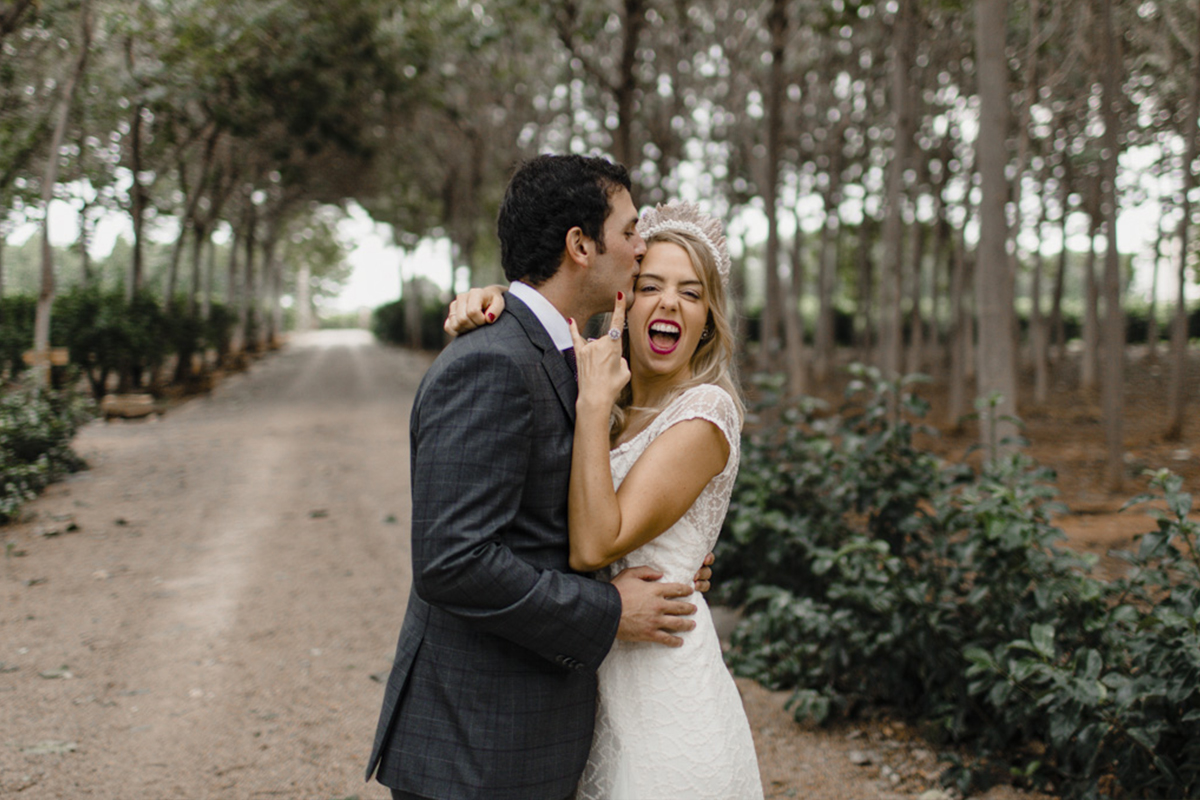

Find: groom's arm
<box><xmin>409</xmin><ymin>347</ymin><xmax>621</xmax><ymax>671</ymax></box>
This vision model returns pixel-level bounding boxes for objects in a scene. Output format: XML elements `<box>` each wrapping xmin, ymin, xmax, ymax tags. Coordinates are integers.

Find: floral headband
<box><xmin>637</xmin><ymin>201</ymin><xmax>731</xmax><ymax>286</ymax></box>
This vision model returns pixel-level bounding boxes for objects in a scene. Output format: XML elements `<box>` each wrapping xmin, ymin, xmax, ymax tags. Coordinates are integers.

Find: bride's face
<box><xmin>626</xmin><ymin>241</ymin><xmax>709</xmax><ymax>383</ymax></box>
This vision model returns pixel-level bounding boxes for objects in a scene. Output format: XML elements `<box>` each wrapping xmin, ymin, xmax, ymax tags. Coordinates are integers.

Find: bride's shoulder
<box><xmin>674</xmin><ymin>383</ymin><xmax>736</xmax><ymax>412</ymax></box>
<box><xmin>660</xmin><ymin>384</ymin><xmax>740</xmax><ymax>434</ymax></box>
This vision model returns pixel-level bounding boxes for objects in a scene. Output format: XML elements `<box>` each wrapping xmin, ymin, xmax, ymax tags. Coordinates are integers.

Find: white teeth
<box><xmin>650</xmin><ymin>322</ymin><xmax>680</xmax><ymax>334</ymax></box>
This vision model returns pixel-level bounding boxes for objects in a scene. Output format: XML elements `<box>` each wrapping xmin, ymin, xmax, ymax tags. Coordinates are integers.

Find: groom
<box><xmin>367</xmin><ymin>154</ymin><xmax>701</xmax><ymax>800</ymax></box>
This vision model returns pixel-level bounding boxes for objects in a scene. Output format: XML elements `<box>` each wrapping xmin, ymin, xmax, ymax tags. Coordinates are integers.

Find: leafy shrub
<box><xmin>0</xmin><ymin>381</ymin><xmax>94</xmax><ymax>521</ymax></box>
<box><xmin>373</xmin><ymin>294</ymin><xmax>447</xmax><ymax>350</ymax></box>
<box><xmin>0</xmin><ymin>295</ymin><xmax>37</xmax><ymax>378</ymax></box>
<box><xmin>51</xmin><ymin>287</ymin><xmax>173</xmax><ymax>396</ymax></box>
<box><xmin>721</xmin><ymin>366</ymin><xmax>1198</xmax><ymax>798</ymax></box>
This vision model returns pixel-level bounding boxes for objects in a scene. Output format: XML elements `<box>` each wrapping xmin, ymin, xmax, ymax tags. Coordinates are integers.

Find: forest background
<box><xmin>2</xmin><ymin>0</ymin><xmax>1199</xmax><ymax>480</ymax></box>
<box><xmin>3</xmin><ymin>1</ymin><xmax>1200</xmax><ymax>796</ymax></box>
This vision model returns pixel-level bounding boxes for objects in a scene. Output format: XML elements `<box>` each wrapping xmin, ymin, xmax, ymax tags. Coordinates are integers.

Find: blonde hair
<box><xmin>610</xmin><ymin>229</ymin><xmax>744</xmax><ymax>440</ymax></box>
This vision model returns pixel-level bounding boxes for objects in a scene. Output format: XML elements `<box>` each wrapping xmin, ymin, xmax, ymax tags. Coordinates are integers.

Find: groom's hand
<box><xmin>612</xmin><ymin>566</ymin><xmax>696</xmax><ymax>647</ymax></box>
<box><xmin>693</xmin><ymin>552</ymin><xmax>715</xmax><ymax>593</ymax></box>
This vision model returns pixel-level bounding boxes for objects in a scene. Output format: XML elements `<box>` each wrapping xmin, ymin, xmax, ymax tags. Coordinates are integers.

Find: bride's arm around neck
<box><xmin>568</xmin><ymin>396</ymin><xmax>729</xmax><ymax>573</ymax></box>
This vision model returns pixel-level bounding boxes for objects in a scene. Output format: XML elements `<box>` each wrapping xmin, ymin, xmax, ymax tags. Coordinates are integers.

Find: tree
<box><xmin>879</xmin><ymin>0</ymin><xmax>916</xmax><ymax>380</ymax></box>
<box><xmin>1166</xmin><ymin>0</ymin><xmax>1200</xmax><ymax>441</ymax></box>
<box><xmin>973</xmin><ymin>0</ymin><xmax>1018</xmax><ymax>443</ymax></box>
<box><xmin>1099</xmin><ymin>0</ymin><xmax>1126</xmax><ymax>491</ymax></box>
<box><xmin>32</xmin><ymin>0</ymin><xmax>91</xmax><ymax>380</ymax></box>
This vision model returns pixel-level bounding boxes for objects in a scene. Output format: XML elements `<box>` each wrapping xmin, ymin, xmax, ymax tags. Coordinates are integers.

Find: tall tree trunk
<box><xmin>1081</xmin><ymin>217</ymin><xmax>1100</xmax><ymax>393</ymax></box>
<box><xmin>296</xmin><ymin>260</ymin><xmax>313</xmax><ymax>333</ymax></box>
<box><xmin>782</xmin><ymin>223</ymin><xmax>807</xmax><ymax>397</ymax></box>
<box><xmin>33</xmin><ymin>0</ymin><xmax>90</xmax><ymax>380</ymax></box>
<box><xmin>856</xmin><ymin>218</ymin><xmax>875</xmax><ymax>362</ymax></box>
<box><xmin>929</xmin><ymin>183</ymin><xmax>949</xmax><ymax>368</ymax></box>
<box><xmin>78</xmin><ymin>202</ymin><xmax>93</xmax><ymax>286</ymax></box>
<box><xmin>948</xmin><ymin>221</ymin><xmax>969</xmax><ymax>429</ymax></box>
<box><xmin>974</xmin><ymin>0</ymin><xmax>1018</xmax><ymax>448</ymax></box>
<box><xmin>1050</xmin><ymin>178</ymin><xmax>1070</xmax><ymax>363</ymax></box>
<box><xmin>264</xmin><ymin>222</ymin><xmax>283</xmax><ymax>347</ymax></box>
<box><xmin>613</xmin><ymin>0</ymin><xmax>646</xmax><ymax>170</ymax></box>
<box><xmin>188</xmin><ymin>220</ymin><xmax>206</xmax><ymax>318</ymax></box>
<box><xmin>757</xmin><ymin>0</ymin><xmax>788</xmax><ymax>376</ymax></box>
<box><xmin>224</xmin><ymin>225</ymin><xmax>241</xmax><ymax>360</ymax></box>
<box><xmin>1166</xmin><ymin>0</ymin><xmax>1200</xmax><ymax>441</ymax></box>
<box><xmin>127</xmin><ymin>103</ymin><xmax>146</xmax><ymax>302</ymax></box>
<box><xmin>238</xmin><ymin>209</ymin><xmax>257</xmax><ymax>354</ymax></box>
<box><xmin>732</xmin><ymin>231</ymin><xmax>749</xmax><ymax>357</ymax></box>
<box><xmin>1148</xmin><ymin>202</ymin><xmax>1166</xmax><ymax>361</ymax></box>
<box><xmin>906</xmin><ymin>213</ymin><xmax>926</xmax><ymax>375</ymax></box>
<box><xmin>1031</xmin><ymin>184</ymin><xmax>1049</xmax><ymax>405</ymax></box>
<box><xmin>880</xmin><ymin>0</ymin><xmax>915</xmax><ymax>378</ymax></box>
<box><xmin>1099</xmin><ymin>0</ymin><xmax>1125</xmax><ymax>491</ymax></box>
<box><xmin>814</xmin><ymin>194</ymin><xmax>839</xmax><ymax>383</ymax></box>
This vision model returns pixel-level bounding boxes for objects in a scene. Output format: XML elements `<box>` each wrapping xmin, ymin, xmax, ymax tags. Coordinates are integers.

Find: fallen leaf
<box><xmin>309</xmin><ymin>509</ymin><xmax>329</xmax><ymax>519</ymax></box>
<box><xmin>39</xmin><ymin>666</ymin><xmax>73</xmax><ymax>680</ymax></box>
<box><xmin>20</xmin><ymin>740</ymin><xmax>77</xmax><ymax>755</ymax></box>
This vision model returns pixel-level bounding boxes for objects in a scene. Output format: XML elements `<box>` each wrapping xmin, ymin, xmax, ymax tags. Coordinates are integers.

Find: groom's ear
<box><xmin>564</xmin><ymin>226</ymin><xmax>592</xmax><ymax>267</ymax></box>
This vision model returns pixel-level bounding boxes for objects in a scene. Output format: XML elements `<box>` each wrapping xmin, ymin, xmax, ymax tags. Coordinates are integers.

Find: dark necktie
<box><xmin>562</xmin><ymin>346</ymin><xmax>577</xmax><ymax>382</ymax></box>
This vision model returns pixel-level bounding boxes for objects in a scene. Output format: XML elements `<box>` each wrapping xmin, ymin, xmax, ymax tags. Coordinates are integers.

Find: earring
<box><xmin>700</xmin><ymin>326</ymin><xmax>712</xmax><ymax>340</ymax></box>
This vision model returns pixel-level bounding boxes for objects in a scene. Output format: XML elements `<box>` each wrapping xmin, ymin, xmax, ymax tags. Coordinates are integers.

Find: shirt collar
<box><xmin>508</xmin><ymin>280</ymin><xmax>573</xmax><ymax>352</ymax></box>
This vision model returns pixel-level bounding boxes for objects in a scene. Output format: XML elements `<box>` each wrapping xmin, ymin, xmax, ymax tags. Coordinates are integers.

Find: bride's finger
<box><xmin>608</xmin><ymin>292</ymin><xmax>626</xmax><ymax>344</ymax></box>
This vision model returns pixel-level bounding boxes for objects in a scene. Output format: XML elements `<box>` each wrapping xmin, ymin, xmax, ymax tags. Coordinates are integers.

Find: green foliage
<box><xmin>0</xmin><ymin>381</ymin><xmax>94</xmax><ymax>522</ymax></box>
<box><xmin>51</xmin><ymin>286</ymin><xmax>169</xmax><ymax>397</ymax></box>
<box><xmin>371</xmin><ymin>279</ymin><xmax>446</xmax><ymax>350</ymax></box>
<box><xmin>0</xmin><ymin>295</ymin><xmax>36</xmax><ymax>377</ymax></box>
<box><xmin>722</xmin><ymin>366</ymin><xmax>1200</xmax><ymax>798</ymax></box>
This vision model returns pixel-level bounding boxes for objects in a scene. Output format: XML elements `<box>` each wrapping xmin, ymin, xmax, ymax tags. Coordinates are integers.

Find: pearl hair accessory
<box><xmin>637</xmin><ymin>201</ymin><xmax>732</xmax><ymax>286</ymax></box>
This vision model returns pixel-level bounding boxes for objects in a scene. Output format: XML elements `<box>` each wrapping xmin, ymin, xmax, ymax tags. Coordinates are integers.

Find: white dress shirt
<box><xmin>507</xmin><ymin>280</ymin><xmax>573</xmax><ymax>352</ymax></box>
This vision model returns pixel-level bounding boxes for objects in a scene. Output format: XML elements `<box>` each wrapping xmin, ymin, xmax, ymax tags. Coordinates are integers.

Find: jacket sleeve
<box><xmin>408</xmin><ymin>346</ymin><xmax>621</xmax><ymax>672</ymax></box>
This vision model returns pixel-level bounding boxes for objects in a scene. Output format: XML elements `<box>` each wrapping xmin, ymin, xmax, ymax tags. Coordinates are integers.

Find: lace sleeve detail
<box><xmin>652</xmin><ymin>385</ymin><xmax>741</xmax><ymax>470</ymax></box>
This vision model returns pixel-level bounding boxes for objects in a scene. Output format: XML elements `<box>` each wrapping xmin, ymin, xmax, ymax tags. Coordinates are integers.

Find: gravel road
<box><xmin>0</xmin><ymin>331</ymin><xmax>1044</xmax><ymax>800</ymax></box>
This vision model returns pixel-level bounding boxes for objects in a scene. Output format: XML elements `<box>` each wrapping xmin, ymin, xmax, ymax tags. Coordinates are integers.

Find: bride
<box><xmin>448</xmin><ymin>201</ymin><xmax>763</xmax><ymax>799</ymax></box>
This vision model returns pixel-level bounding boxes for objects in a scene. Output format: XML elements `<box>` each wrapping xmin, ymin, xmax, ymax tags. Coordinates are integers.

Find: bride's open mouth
<box><xmin>648</xmin><ymin>320</ymin><xmax>681</xmax><ymax>354</ymax></box>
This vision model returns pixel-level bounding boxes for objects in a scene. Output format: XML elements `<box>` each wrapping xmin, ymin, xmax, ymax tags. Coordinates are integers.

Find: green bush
<box><xmin>0</xmin><ymin>381</ymin><xmax>94</xmax><ymax>521</ymax></box>
<box><xmin>372</xmin><ymin>295</ymin><xmax>447</xmax><ymax>350</ymax></box>
<box><xmin>50</xmin><ymin>287</ymin><xmax>174</xmax><ymax>396</ymax></box>
<box><xmin>0</xmin><ymin>295</ymin><xmax>37</xmax><ymax>378</ymax></box>
<box><xmin>721</xmin><ymin>366</ymin><xmax>1199</xmax><ymax>798</ymax></box>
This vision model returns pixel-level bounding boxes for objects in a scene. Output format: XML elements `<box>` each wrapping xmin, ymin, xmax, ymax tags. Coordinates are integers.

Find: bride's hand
<box><xmin>569</xmin><ymin>292</ymin><xmax>629</xmax><ymax>411</ymax></box>
<box><xmin>444</xmin><ymin>285</ymin><xmax>506</xmax><ymax>336</ymax></box>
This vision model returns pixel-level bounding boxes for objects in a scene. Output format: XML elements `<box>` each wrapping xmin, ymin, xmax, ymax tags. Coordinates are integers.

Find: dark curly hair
<box><xmin>497</xmin><ymin>154</ymin><xmax>632</xmax><ymax>285</ymax></box>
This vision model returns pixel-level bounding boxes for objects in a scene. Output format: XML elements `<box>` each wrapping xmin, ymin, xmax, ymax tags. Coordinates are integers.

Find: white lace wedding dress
<box><xmin>576</xmin><ymin>384</ymin><xmax>764</xmax><ymax>800</ymax></box>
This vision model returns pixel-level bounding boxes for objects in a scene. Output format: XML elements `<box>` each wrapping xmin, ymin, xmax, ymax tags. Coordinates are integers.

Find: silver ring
<box><xmin>607</xmin><ymin>327</ymin><xmax>622</xmax><ymax>341</ymax></box>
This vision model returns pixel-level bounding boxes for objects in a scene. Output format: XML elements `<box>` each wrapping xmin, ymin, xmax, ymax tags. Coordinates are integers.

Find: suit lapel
<box><xmin>505</xmin><ymin>296</ymin><xmax>577</xmax><ymax>424</ymax></box>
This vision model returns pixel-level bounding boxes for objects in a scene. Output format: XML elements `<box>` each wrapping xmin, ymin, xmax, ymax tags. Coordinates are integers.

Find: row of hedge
<box><xmin>736</xmin><ymin>303</ymin><xmax>1200</xmax><ymax>350</ymax></box>
<box><xmin>0</xmin><ymin>382</ymin><xmax>94</xmax><ymax>522</ymax></box>
<box><xmin>718</xmin><ymin>367</ymin><xmax>1198</xmax><ymax>799</ymax></box>
<box><xmin>1</xmin><ymin>288</ymin><xmax>238</xmax><ymax>397</ymax></box>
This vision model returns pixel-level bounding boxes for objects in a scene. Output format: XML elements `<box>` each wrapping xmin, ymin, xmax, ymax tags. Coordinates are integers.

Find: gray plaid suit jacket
<box><xmin>367</xmin><ymin>295</ymin><xmax>623</xmax><ymax>800</ymax></box>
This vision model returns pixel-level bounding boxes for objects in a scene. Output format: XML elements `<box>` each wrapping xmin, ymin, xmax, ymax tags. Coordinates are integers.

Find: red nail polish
<box><xmin>487</xmin><ymin>312</ymin><xmax>495</xmax><ymax>322</ymax></box>
<box><xmin>617</xmin><ymin>292</ymin><xmax>624</xmax><ymax>301</ymax></box>
<box><xmin>568</xmin><ymin>318</ymin><xmax>574</xmax><ymax>325</ymax></box>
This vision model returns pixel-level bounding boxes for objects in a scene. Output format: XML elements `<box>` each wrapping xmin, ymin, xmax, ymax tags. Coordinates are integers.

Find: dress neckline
<box><xmin>609</xmin><ymin>384</ymin><xmax>713</xmax><ymax>455</ymax></box>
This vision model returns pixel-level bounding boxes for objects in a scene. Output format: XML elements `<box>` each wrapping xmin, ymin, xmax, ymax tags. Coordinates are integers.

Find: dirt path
<box><xmin>1</xmin><ymin>331</ymin><xmax>1037</xmax><ymax>800</ymax></box>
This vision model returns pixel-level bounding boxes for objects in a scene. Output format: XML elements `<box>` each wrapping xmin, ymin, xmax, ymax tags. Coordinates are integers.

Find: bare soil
<box><xmin>2</xmin><ymin>332</ymin><xmax>1193</xmax><ymax>799</ymax></box>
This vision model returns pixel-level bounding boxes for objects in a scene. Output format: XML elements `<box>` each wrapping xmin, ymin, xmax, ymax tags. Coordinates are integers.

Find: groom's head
<box><xmin>498</xmin><ymin>155</ymin><xmax>634</xmax><ymax>286</ymax></box>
